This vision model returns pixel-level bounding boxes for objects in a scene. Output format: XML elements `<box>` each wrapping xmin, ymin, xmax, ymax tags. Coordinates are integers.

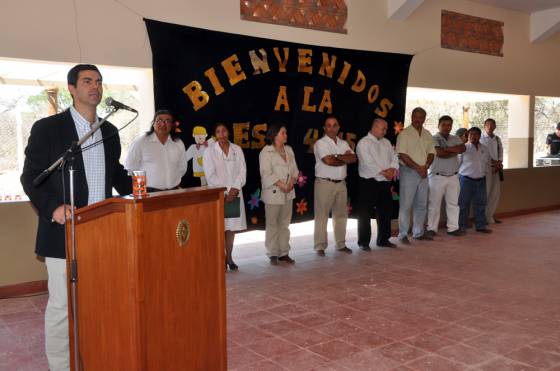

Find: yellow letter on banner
<box><xmin>221</xmin><ymin>54</ymin><xmax>247</xmax><ymax>86</ymax></box>
<box><xmin>251</xmin><ymin>123</ymin><xmax>267</xmax><ymax>149</ymax></box>
<box><xmin>274</xmin><ymin>86</ymin><xmax>290</xmax><ymax>112</ymax></box>
<box><xmin>318</xmin><ymin>53</ymin><xmax>337</xmax><ymax>78</ymax></box>
<box><xmin>203</xmin><ymin>67</ymin><xmax>225</xmax><ymax>96</ymax></box>
<box><xmin>367</xmin><ymin>84</ymin><xmax>380</xmax><ymax>104</ymax></box>
<box><xmin>337</xmin><ymin>61</ymin><xmax>351</xmax><ymax>85</ymax></box>
<box><xmin>298</xmin><ymin>49</ymin><xmax>313</xmax><ymax>74</ymax></box>
<box><xmin>302</xmin><ymin>86</ymin><xmax>316</xmax><ymax>112</ymax></box>
<box><xmin>233</xmin><ymin>122</ymin><xmax>250</xmax><ymax>148</ymax></box>
<box><xmin>318</xmin><ymin>89</ymin><xmax>333</xmax><ymax>113</ymax></box>
<box><xmin>182</xmin><ymin>81</ymin><xmax>209</xmax><ymax>111</ymax></box>
<box><xmin>249</xmin><ymin>49</ymin><xmax>271</xmax><ymax>75</ymax></box>
<box><xmin>303</xmin><ymin>128</ymin><xmax>319</xmax><ymax>153</ymax></box>
<box><xmin>374</xmin><ymin>98</ymin><xmax>394</xmax><ymax>118</ymax></box>
<box><xmin>351</xmin><ymin>70</ymin><xmax>367</xmax><ymax>93</ymax></box>
<box><xmin>273</xmin><ymin>47</ymin><xmax>290</xmax><ymax>72</ymax></box>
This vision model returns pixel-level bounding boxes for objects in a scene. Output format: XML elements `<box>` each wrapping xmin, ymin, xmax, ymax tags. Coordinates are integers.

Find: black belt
<box><xmin>434</xmin><ymin>172</ymin><xmax>457</xmax><ymax>177</ymax></box>
<box><xmin>317</xmin><ymin>177</ymin><xmax>344</xmax><ymax>183</ymax></box>
<box><xmin>462</xmin><ymin>176</ymin><xmax>484</xmax><ymax>182</ymax></box>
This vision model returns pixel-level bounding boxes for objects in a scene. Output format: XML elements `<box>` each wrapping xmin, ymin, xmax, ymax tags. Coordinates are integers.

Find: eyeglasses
<box><xmin>156</xmin><ymin>118</ymin><xmax>174</xmax><ymax>124</ymax></box>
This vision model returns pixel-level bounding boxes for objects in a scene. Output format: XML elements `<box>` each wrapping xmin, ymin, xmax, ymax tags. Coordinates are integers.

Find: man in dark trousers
<box><xmin>546</xmin><ymin>122</ymin><xmax>560</xmax><ymax>156</ymax></box>
<box><xmin>20</xmin><ymin>64</ymin><xmax>131</xmax><ymax>371</ymax></box>
<box><xmin>356</xmin><ymin>118</ymin><xmax>399</xmax><ymax>249</ymax></box>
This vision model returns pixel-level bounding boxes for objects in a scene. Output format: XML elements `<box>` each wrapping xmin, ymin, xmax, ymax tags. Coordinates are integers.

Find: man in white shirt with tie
<box><xmin>458</xmin><ymin>127</ymin><xmax>492</xmax><ymax>233</ymax></box>
<box><xmin>313</xmin><ymin>115</ymin><xmax>357</xmax><ymax>256</ymax></box>
<box><xmin>480</xmin><ymin>118</ymin><xmax>503</xmax><ymax>224</ymax></box>
<box><xmin>356</xmin><ymin>118</ymin><xmax>399</xmax><ymax>249</ymax></box>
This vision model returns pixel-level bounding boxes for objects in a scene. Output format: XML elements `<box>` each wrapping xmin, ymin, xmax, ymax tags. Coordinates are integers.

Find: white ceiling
<box><xmin>470</xmin><ymin>0</ymin><xmax>560</xmax><ymax>13</ymax></box>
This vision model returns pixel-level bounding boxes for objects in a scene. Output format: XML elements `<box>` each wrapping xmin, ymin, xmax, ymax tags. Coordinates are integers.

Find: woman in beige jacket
<box><xmin>259</xmin><ymin>124</ymin><xmax>299</xmax><ymax>265</ymax></box>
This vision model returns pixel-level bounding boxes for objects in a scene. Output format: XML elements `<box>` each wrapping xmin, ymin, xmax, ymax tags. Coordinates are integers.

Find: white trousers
<box><xmin>45</xmin><ymin>257</ymin><xmax>70</xmax><ymax>371</ymax></box>
<box><xmin>486</xmin><ymin>172</ymin><xmax>501</xmax><ymax>223</ymax></box>
<box><xmin>427</xmin><ymin>174</ymin><xmax>460</xmax><ymax>232</ymax></box>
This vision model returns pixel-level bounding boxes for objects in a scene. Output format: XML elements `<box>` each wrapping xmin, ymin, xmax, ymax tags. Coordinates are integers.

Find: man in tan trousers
<box><xmin>313</xmin><ymin>115</ymin><xmax>357</xmax><ymax>256</ymax></box>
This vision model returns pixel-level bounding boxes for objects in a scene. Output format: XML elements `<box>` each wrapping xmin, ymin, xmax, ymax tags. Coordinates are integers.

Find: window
<box><xmin>405</xmin><ymin>87</ymin><xmax>530</xmax><ymax>169</ymax></box>
<box><xmin>0</xmin><ymin>58</ymin><xmax>153</xmax><ymax>202</ymax></box>
<box><xmin>534</xmin><ymin>96</ymin><xmax>560</xmax><ymax>167</ymax></box>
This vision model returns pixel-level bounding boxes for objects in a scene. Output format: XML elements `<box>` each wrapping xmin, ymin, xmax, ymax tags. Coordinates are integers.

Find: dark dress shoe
<box><xmin>270</xmin><ymin>256</ymin><xmax>279</xmax><ymax>265</ymax></box>
<box><xmin>377</xmin><ymin>241</ymin><xmax>397</xmax><ymax>248</ymax></box>
<box><xmin>494</xmin><ymin>219</ymin><xmax>502</xmax><ymax>224</ymax></box>
<box><xmin>337</xmin><ymin>246</ymin><xmax>353</xmax><ymax>254</ymax></box>
<box><xmin>425</xmin><ymin>230</ymin><xmax>437</xmax><ymax>238</ymax></box>
<box><xmin>227</xmin><ymin>261</ymin><xmax>239</xmax><ymax>270</ymax></box>
<box><xmin>316</xmin><ymin>250</ymin><xmax>325</xmax><ymax>257</ymax></box>
<box><xmin>447</xmin><ymin>229</ymin><xmax>464</xmax><ymax>236</ymax></box>
<box><xmin>359</xmin><ymin>245</ymin><xmax>371</xmax><ymax>251</ymax></box>
<box><xmin>414</xmin><ymin>233</ymin><xmax>434</xmax><ymax>241</ymax></box>
<box><xmin>279</xmin><ymin>255</ymin><xmax>295</xmax><ymax>264</ymax></box>
<box><xmin>399</xmin><ymin>237</ymin><xmax>410</xmax><ymax>245</ymax></box>
<box><xmin>476</xmin><ymin>228</ymin><xmax>492</xmax><ymax>234</ymax></box>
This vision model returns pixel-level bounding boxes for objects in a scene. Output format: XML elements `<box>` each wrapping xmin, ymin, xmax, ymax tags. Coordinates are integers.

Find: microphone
<box><xmin>105</xmin><ymin>97</ymin><xmax>138</xmax><ymax>113</ymax></box>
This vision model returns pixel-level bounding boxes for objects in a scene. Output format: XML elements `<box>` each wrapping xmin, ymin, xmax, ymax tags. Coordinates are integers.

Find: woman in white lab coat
<box><xmin>203</xmin><ymin>123</ymin><xmax>247</xmax><ymax>270</ymax></box>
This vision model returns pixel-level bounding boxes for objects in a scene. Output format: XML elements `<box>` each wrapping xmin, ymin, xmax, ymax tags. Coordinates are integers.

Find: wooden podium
<box><xmin>66</xmin><ymin>187</ymin><xmax>227</xmax><ymax>371</ymax></box>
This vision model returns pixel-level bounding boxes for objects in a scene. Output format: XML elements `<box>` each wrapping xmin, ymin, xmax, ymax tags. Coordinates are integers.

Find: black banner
<box><xmin>145</xmin><ymin>19</ymin><xmax>413</xmax><ymax>228</ymax></box>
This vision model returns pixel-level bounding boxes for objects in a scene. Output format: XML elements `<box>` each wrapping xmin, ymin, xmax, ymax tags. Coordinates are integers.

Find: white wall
<box><xmin>1</xmin><ymin>0</ymin><xmax>559</xmax><ymax>96</ymax></box>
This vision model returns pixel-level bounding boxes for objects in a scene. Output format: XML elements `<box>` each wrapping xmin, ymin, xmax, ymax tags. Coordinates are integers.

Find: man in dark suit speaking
<box><xmin>20</xmin><ymin>64</ymin><xmax>131</xmax><ymax>371</ymax></box>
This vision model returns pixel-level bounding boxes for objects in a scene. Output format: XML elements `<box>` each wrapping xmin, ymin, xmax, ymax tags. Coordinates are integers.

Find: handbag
<box><xmin>224</xmin><ymin>196</ymin><xmax>241</xmax><ymax>218</ymax></box>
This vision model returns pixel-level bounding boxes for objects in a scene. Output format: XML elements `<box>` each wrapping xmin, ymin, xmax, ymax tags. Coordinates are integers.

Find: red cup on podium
<box><xmin>132</xmin><ymin>170</ymin><xmax>147</xmax><ymax>198</ymax></box>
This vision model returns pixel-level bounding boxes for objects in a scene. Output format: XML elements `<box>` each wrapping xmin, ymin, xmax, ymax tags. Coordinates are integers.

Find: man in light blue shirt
<box><xmin>458</xmin><ymin>127</ymin><xmax>492</xmax><ymax>233</ymax></box>
<box><xmin>427</xmin><ymin>116</ymin><xmax>465</xmax><ymax>237</ymax></box>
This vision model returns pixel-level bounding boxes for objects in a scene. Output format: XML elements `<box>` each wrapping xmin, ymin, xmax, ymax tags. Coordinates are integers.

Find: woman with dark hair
<box><xmin>124</xmin><ymin>110</ymin><xmax>188</xmax><ymax>191</ymax></box>
<box><xmin>259</xmin><ymin>124</ymin><xmax>299</xmax><ymax>265</ymax></box>
<box><xmin>203</xmin><ymin>122</ymin><xmax>247</xmax><ymax>270</ymax></box>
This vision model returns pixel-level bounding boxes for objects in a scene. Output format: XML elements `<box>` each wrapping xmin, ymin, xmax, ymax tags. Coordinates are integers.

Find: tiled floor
<box><xmin>2</xmin><ymin>211</ymin><xmax>560</xmax><ymax>370</ymax></box>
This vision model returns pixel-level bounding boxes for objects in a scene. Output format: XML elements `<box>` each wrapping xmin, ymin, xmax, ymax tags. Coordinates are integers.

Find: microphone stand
<box><xmin>33</xmin><ymin>107</ymin><xmax>118</xmax><ymax>371</ymax></box>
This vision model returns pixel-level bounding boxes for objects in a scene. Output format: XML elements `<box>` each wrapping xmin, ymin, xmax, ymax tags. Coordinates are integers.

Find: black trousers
<box><xmin>357</xmin><ymin>177</ymin><xmax>393</xmax><ymax>246</ymax></box>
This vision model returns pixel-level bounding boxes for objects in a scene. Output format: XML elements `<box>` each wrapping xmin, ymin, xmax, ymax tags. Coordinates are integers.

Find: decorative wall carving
<box><xmin>240</xmin><ymin>0</ymin><xmax>347</xmax><ymax>34</ymax></box>
<box><xmin>441</xmin><ymin>10</ymin><xmax>504</xmax><ymax>57</ymax></box>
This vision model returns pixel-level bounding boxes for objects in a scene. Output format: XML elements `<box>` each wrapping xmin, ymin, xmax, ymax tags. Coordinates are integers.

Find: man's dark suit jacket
<box><xmin>21</xmin><ymin>109</ymin><xmax>132</xmax><ymax>259</ymax></box>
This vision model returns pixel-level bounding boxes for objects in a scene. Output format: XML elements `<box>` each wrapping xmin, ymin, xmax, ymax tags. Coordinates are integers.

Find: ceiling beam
<box><xmin>530</xmin><ymin>7</ymin><xmax>560</xmax><ymax>43</ymax></box>
<box><xmin>387</xmin><ymin>0</ymin><xmax>424</xmax><ymax>21</ymax></box>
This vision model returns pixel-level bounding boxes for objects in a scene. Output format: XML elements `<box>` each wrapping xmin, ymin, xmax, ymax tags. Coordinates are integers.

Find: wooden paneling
<box><xmin>67</xmin><ymin>187</ymin><xmax>227</xmax><ymax>370</ymax></box>
<box><xmin>68</xmin><ymin>212</ymin><xmax>141</xmax><ymax>370</ymax></box>
<box><xmin>142</xmin><ymin>195</ymin><xmax>226</xmax><ymax>370</ymax></box>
